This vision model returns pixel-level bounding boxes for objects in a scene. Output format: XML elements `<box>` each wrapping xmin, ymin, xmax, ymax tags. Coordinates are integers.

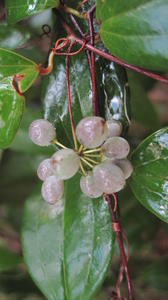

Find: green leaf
<box><xmin>0</xmin><ymin>23</ymin><xmax>31</xmax><ymax>50</ymax></box>
<box><xmin>129</xmin><ymin>127</ymin><xmax>168</xmax><ymax>223</ymax></box>
<box><xmin>11</xmin><ymin>108</ymin><xmax>55</xmax><ymax>155</ymax></box>
<box><xmin>0</xmin><ymin>48</ymin><xmax>39</xmax><ymax>93</ymax></box>
<box><xmin>95</xmin><ymin>56</ymin><xmax>131</xmax><ymax>133</ymax></box>
<box><xmin>97</xmin><ymin>0</ymin><xmax>168</xmax><ymax>72</ymax></box>
<box><xmin>128</xmin><ymin>72</ymin><xmax>160</xmax><ymax>129</ymax></box>
<box><xmin>0</xmin><ymin>246</ymin><xmax>22</xmax><ymax>272</ymax></box>
<box><xmin>22</xmin><ymin>175</ymin><xmax>114</xmax><ymax>300</ymax></box>
<box><xmin>6</xmin><ymin>0</ymin><xmax>60</xmax><ymax>24</ymax></box>
<box><xmin>0</xmin><ymin>78</ymin><xmax>24</xmax><ymax>149</ymax></box>
<box><xmin>42</xmin><ymin>52</ymin><xmax>93</xmax><ymax>147</ymax></box>
<box><xmin>0</xmin><ymin>48</ymin><xmax>39</xmax><ymax>148</ymax></box>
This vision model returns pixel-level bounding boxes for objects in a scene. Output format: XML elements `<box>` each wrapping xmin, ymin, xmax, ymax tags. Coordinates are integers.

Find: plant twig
<box><xmin>69</xmin><ymin>14</ymin><xmax>93</xmax><ymax>78</ymax></box>
<box><xmin>65</xmin><ymin>44</ymin><xmax>78</xmax><ymax>150</ymax></box>
<box><xmin>74</xmin><ymin>36</ymin><xmax>168</xmax><ymax>85</ymax></box>
<box><xmin>57</xmin><ymin>13</ymin><xmax>168</xmax><ymax>85</ymax></box>
<box><xmin>87</xmin><ymin>4</ymin><xmax>98</xmax><ymax>115</ymax></box>
<box><xmin>104</xmin><ymin>194</ymin><xmax>134</xmax><ymax>300</ymax></box>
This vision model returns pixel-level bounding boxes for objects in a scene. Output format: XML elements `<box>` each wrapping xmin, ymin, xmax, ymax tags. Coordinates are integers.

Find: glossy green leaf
<box><xmin>0</xmin><ymin>78</ymin><xmax>24</xmax><ymax>149</ymax></box>
<box><xmin>42</xmin><ymin>52</ymin><xmax>93</xmax><ymax>147</ymax></box>
<box><xmin>97</xmin><ymin>0</ymin><xmax>168</xmax><ymax>72</ymax></box>
<box><xmin>129</xmin><ymin>127</ymin><xmax>168</xmax><ymax>223</ymax></box>
<box><xmin>0</xmin><ymin>48</ymin><xmax>39</xmax><ymax>92</ymax></box>
<box><xmin>22</xmin><ymin>174</ymin><xmax>114</xmax><ymax>300</ymax></box>
<box><xmin>128</xmin><ymin>72</ymin><xmax>160</xmax><ymax>129</ymax></box>
<box><xmin>0</xmin><ymin>246</ymin><xmax>22</xmax><ymax>272</ymax></box>
<box><xmin>6</xmin><ymin>0</ymin><xmax>60</xmax><ymax>24</ymax></box>
<box><xmin>96</xmin><ymin>56</ymin><xmax>131</xmax><ymax>133</ymax></box>
<box><xmin>0</xmin><ymin>23</ymin><xmax>31</xmax><ymax>50</ymax></box>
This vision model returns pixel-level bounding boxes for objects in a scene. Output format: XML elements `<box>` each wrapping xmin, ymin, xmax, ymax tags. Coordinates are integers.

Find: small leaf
<box><xmin>97</xmin><ymin>0</ymin><xmax>168</xmax><ymax>72</ymax></box>
<box><xmin>0</xmin><ymin>48</ymin><xmax>39</xmax><ymax>92</ymax></box>
<box><xmin>0</xmin><ymin>246</ymin><xmax>22</xmax><ymax>272</ymax></box>
<box><xmin>0</xmin><ymin>78</ymin><xmax>24</xmax><ymax>149</ymax></box>
<box><xmin>129</xmin><ymin>127</ymin><xmax>168</xmax><ymax>223</ymax></box>
<box><xmin>22</xmin><ymin>174</ymin><xmax>114</xmax><ymax>300</ymax></box>
<box><xmin>6</xmin><ymin>0</ymin><xmax>60</xmax><ymax>24</ymax></box>
<box><xmin>0</xmin><ymin>23</ymin><xmax>32</xmax><ymax>50</ymax></box>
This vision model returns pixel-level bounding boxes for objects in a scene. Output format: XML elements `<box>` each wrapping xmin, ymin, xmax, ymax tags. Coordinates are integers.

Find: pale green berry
<box><xmin>29</xmin><ymin>119</ymin><xmax>56</xmax><ymax>146</ymax></box>
<box><xmin>76</xmin><ymin>116</ymin><xmax>108</xmax><ymax>149</ymax></box>
<box><xmin>102</xmin><ymin>137</ymin><xmax>130</xmax><ymax>159</ymax></box>
<box><xmin>37</xmin><ymin>159</ymin><xmax>53</xmax><ymax>181</ymax></box>
<box><xmin>115</xmin><ymin>159</ymin><xmax>133</xmax><ymax>179</ymax></box>
<box><xmin>41</xmin><ymin>175</ymin><xmax>64</xmax><ymax>204</ymax></box>
<box><xmin>80</xmin><ymin>171</ymin><xmax>102</xmax><ymax>198</ymax></box>
<box><xmin>106</xmin><ymin>119</ymin><xmax>122</xmax><ymax>137</ymax></box>
<box><xmin>52</xmin><ymin>149</ymin><xmax>80</xmax><ymax>180</ymax></box>
<box><xmin>93</xmin><ymin>161</ymin><xmax>125</xmax><ymax>194</ymax></box>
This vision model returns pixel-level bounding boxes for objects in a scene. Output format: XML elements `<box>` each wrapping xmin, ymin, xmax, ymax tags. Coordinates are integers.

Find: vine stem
<box><xmin>58</xmin><ymin>10</ymin><xmax>168</xmax><ymax>85</ymax></box>
<box><xmin>87</xmin><ymin>4</ymin><xmax>98</xmax><ymax>116</ymax></box>
<box><xmin>74</xmin><ymin>36</ymin><xmax>168</xmax><ymax>85</ymax></box>
<box><xmin>65</xmin><ymin>44</ymin><xmax>78</xmax><ymax>151</ymax></box>
<box><xmin>69</xmin><ymin>14</ymin><xmax>93</xmax><ymax>84</ymax></box>
<box><xmin>105</xmin><ymin>194</ymin><xmax>134</xmax><ymax>300</ymax></box>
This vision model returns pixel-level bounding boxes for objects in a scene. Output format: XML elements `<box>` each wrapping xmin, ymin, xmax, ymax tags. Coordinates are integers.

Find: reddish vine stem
<box><xmin>88</xmin><ymin>5</ymin><xmax>98</xmax><ymax>116</ymax></box>
<box><xmin>74</xmin><ymin>36</ymin><xmax>168</xmax><ymax>85</ymax></box>
<box><xmin>115</xmin><ymin>202</ymin><xmax>130</xmax><ymax>297</ymax></box>
<box><xmin>105</xmin><ymin>194</ymin><xmax>134</xmax><ymax>300</ymax></box>
<box><xmin>69</xmin><ymin>14</ymin><xmax>93</xmax><ymax>79</ymax></box>
<box><xmin>59</xmin><ymin>12</ymin><xmax>168</xmax><ymax>85</ymax></box>
<box><xmin>65</xmin><ymin>43</ymin><xmax>78</xmax><ymax>150</ymax></box>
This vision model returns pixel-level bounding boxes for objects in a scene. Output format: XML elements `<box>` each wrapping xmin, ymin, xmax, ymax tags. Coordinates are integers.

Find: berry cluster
<box><xmin>29</xmin><ymin>117</ymin><xmax>133</xmax><ymax>204</ymax></box>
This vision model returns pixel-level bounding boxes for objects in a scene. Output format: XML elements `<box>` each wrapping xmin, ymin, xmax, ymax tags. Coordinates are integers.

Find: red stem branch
<box><xmin>88</xmin><ymin>5</ymin><xmax>98</xmax><ymax>116</ymax></box>
<box><xmin>57</xmin><ymin>10</ymin><xmax>168</xmax><ymax>85</ymax></box>
<box><xmin>65</xmin><ymin>44</ymin><xmax>78</xmax><ymax>150</ymax></box>
<box><xmin>74</xmin><ymin>36</ymin><xmax>168</xmax><ymax>84</ymax></box>
<box><xmin>105</xmin><ymin>194</ymin><xmax>134</xmax><ymax>300</ymax></box>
